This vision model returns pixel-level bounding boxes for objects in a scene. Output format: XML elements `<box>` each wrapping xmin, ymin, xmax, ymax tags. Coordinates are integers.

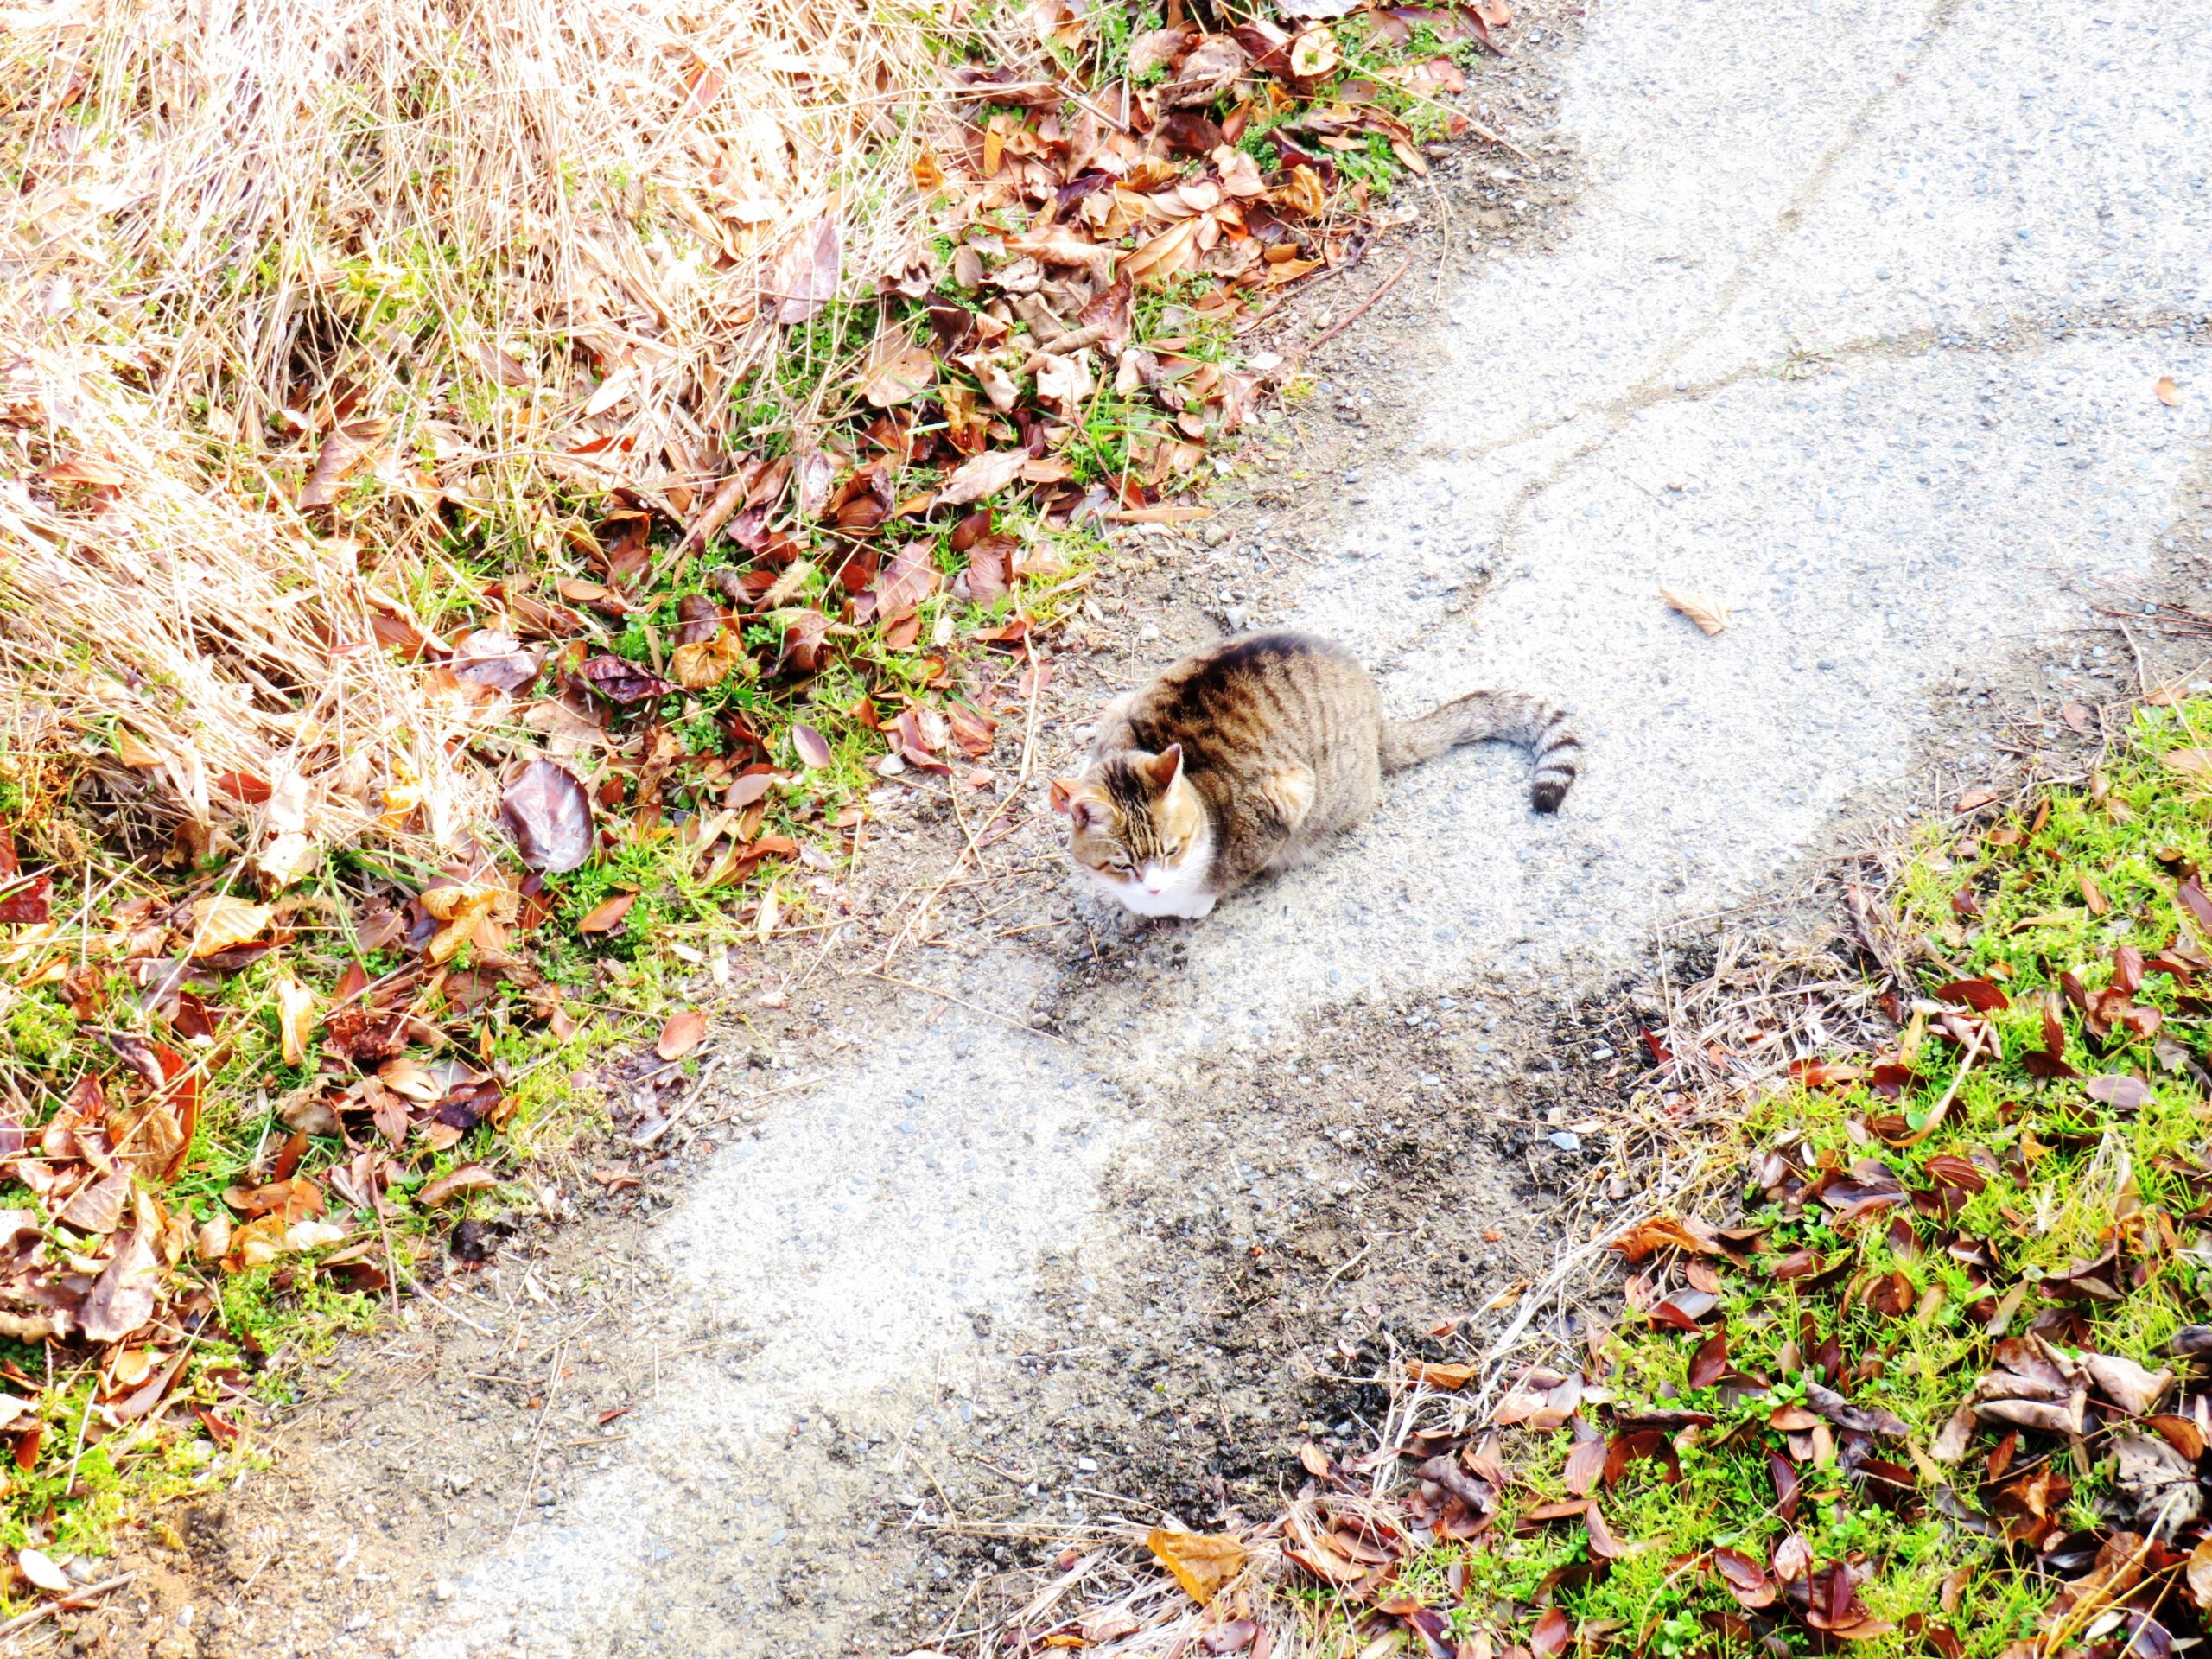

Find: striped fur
<box><xmin>1053</xmin><ymin>631</ymin><xmax>1580</xmax><ymax>916</ymax></box>
<box><xmin>1379</xmin><ymin>688</ymin><xmax>1583</xmax><ymax>811</ymax></box>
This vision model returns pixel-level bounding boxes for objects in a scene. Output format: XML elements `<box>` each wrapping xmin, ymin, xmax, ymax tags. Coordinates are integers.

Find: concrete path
<box><xmin>410</xmin><ymin>1</ymin><xmax>2209</xmax><ymax>1653</ymax></box>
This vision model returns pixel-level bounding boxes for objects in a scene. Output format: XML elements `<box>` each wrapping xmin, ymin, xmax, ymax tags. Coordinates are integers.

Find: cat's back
<box><xmin>1114</xmin><ymin>631</ymin><xmax>1380</xmax><ymax>771</ymax></box>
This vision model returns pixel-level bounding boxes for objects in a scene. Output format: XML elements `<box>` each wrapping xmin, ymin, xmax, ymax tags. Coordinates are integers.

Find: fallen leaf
<box><xmin>792</xmin><ymin>724</ymin><xmax>834</xmax><ymax>770</ymax></box>
<box><xmin>1688</xmin><ymin>1331</ymin><xmax>1729</xmax><ymax>1389</ymax></box>
<box><xmin>657</xmin><ymin>1008</ymin><xmax>707</xmax><ymax>1061</ymax></box>
<box><xmin>1405</xmin><ymin>1360</ymin><xmax>1477</xmax><ymax>1390</ymax></box>
<box><xmin>79</xmin><ymin>1224</ymin><xmax>162</xmax><ymax>1344</ymax></box>
<box><xmin>2154</xmin><ymin>375</ymin><xmax>2181</xmax><ymax>407</ymax></box>
<box><xmin>17</xmin><ymin>1547</ymin><xmax>71</xmax><ymax>1594</ymax></box>
<box><xmin>577</xmin><ymin>891</ymin><xmax>638</xmax><ymax>934</ymax></box>
<box><xmin>1562</xmin><ymin>1435</ymin><xmax>1606</xmax><ymax>1496</ymax></box>
<box><xmin>2086</xmin><ymin>1074</ymin><xmax>2152</xmax><ymax>1109</ymax></box>
<box><xmin>188</xmin><ymin>894</ymin><xmax>273</xmax><ymax>957</ymax></box>
<box><xmin>501</xmin><ymin>760</ymin><xmax>594</xmax><ymax>873</ymax></box>
<box><xmin>417</xmin><ymin>1164</ymin><xmax>498</xmax><ymax>1207</ymax></box>
<box><xmin>2163</xmin><ymin>747</ymin><xmax>2212</xmax><ymax>781</ymax></box>
<box><xmin>1660</xmin><ymin>588</ymin><xmax>1729</xmax><ymax>635</ymax></box>
<box><xmin>580</xmin><ymin>655</ymin><xmax>675</xmax><ymax>705</ymax></box>
<box><xmin>861</xmin><ymin>331</ymin><xmax>938</xmax><ymax>407</ymax></box>
<box><xmin>1288</xmin><ymin>26</ymin><xmax>1340</xmax><ymax>76</ymax></box>
<box><xmin>274</xmin><ymin>972</ymin><xmax>320</xmax><ymax>1067</ymax></box>
<box><xmin>936</xmin><ymin>449</ymin><xmax>1031</xmax><ymax>507</ymax></box>
<box><xmin>298</xmin><ymin>416</ymin><xmax>392</xmax><ymax>508</ymax></box>
<box><xmin>770</xmin><ymin>214</ymin><xmax>842</xmax><ymax>324</ymax></box>
<box><xmin>1147</xmin><ymin>1528</ymin><xmax>1246</xmax><ymax>1605</ymax></box>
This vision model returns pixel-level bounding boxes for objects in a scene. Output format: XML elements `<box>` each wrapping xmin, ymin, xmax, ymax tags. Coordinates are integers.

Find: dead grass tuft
<box><xmin>2</xmin><ymin>0</ymin><xmax>948</xmax><ymax>867</ymax></box>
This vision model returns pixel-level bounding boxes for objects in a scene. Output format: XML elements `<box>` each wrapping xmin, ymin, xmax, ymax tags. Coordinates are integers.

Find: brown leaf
<box><xmin>792</xmin><ymin>724</ymin><xmax>833</xmax><ymax>770</ymax></box>
<box><xmin>298</xmin><ymin>416</ymin><xmax>391</xmax><ymax>508</ymax></box>
<box><xmin>1712</xmin><ymin>1546</ymin><xmax>1775</xmax><ymax>1609</ymax></box>
<box><xmin>1936</xmin><ymin>977</ymin><xmax>2010</xmax><ymax>1012</ymax></box>
<box><xmin>1660</xmin><ymin>588</ymin><xmax>1730</xmax><ymax>635</ymax></box>
<box><xmin>936</xmin><ymin>448</ymin><xmax>1031</xmax><ymax>508</ymax></box>
<box><xmin>55</xmin><ymin>1171</ymin><xmax>132</xmax><ymax>1236</ymax></box>
<box><xmin>274</xmin><ymin>972</ymin><xmax>321</xmax><ymax>1068</ymax></box>
<box><xmin>577</xmin><ymin>891</ymin><xmax>638</xmax><ymax>934</ymax></box>
<box><xmin>501</xmin><ymin>760</ymin><xmax>594</xmax><ymax>874</ymax></box>
<box><xmin>1555</xmin><ymin>1434</ymin><xmax>1605</xmax><ymax>1497</ymax></box>
<box><xmin>0</xmin><ymin>872</ymin><xmax>51</xmax><ymax>925</ymax></box>
<box><xmin>418</xmin><ymin>1164</ymin><xmax>498</xmax><ymax>1207</ymax></box>
<box><xmin>188</xmin><ymin>894</ymin><xmax>274</xmax><ymax>957</ymax></box>
<box><xmin>1146</xmin><ymin>1528</ymin><xmax>1246</xmax><ymax>1605</ymax></box>
<box><xmin>2061</xmin><ymin>702</ymin><xmax>2094</xmax><ymax>734</ymax></box>
<box><xmin>1688</xmin><ymin>1331</ymin><xmax>1729</xmax><ymax>1389</ymax></box>
<box><xmin>580</xmin><ymin>655</ymin><xmax>675</xmax><ymax>705</ymax></box>
<box><xmin>449</xmin><ymin>627</ymin><xmax>541</xmax><ymax>694</ymax></box>
<box><xmin>1529</xmin><ymin>1607</ymin><xmax>1570</xmax><ymax>1659</ymax></box>
<box><xmin>1405</xmin><ymin>1360</ymin><xmax>1478</xmax><ymax>1390</ymax></box>
<box><xmin>79</xmin><ymin>1224</ymin><xmax>162</xmax><ymax>1344</ymax></box>
<box><xmin>2155</xmin><ymin>375</ymin><xmax>2182</xmax><ymax>407</ymax></box>
<box><xmin>2085</xmin><ymin>1074</ymin><xmax>2152</xmax><ymax>1110</ymax></box>
<box><xmin>769</xmin><ymin>215</ymin><xmax>842</xmax><ymax>324</ymax></box>
<box><xmin>2189</xmin><ymin>1536</ymin><xmax>2212</xmax><ymax>1607</ymax></box>
<box><xmin>860</xmin><ymin>331</ymin><xmax>938</xmax><ymax>408</ymax></box>
<box><xmin>657</xmin><ymin>1008</ymin><xmax>707</xmax><ymax>1061</ymax></box>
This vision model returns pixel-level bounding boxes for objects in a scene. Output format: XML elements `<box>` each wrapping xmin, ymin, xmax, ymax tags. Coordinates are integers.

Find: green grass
<box><xmin>1323</xmin><ymin>702</ymin><xmax>2212</xmax><ymax>1659</ymax></box>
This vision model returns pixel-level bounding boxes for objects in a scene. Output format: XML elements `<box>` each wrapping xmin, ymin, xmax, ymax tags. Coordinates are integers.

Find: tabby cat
<box><xmin>1050</xmin><ymin>631</ymin><xmax>1580</xmax><ymax>918</ymax></box>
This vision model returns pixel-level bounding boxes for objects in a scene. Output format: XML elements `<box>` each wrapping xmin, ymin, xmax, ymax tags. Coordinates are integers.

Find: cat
<box><xmin>1049</xmin><ymin>631</ymin><xmax>1580</xmax><ymax>919</ymax></box>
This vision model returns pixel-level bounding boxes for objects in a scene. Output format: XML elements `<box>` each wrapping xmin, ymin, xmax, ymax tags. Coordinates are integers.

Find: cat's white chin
<box><xmin>1084</xmin><ymin>867</ymin><xmax>1216</xmax><ymax>919</ymax></box>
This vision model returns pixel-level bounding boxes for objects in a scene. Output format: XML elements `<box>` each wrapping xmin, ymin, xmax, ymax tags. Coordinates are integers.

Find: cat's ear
<box><xmin>1050</xmin><ymin>778</ymin><xmax>1098</xmax><ymax>827</ymax></box>
<box><xmin>1142</xmin><ymin>743</ymin><xmax>1184</xmax><ymax>792</ymax></box>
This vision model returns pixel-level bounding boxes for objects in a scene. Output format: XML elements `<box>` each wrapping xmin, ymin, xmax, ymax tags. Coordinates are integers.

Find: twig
<box><xmin>510</xmin><ymin>1336</ymin><xmax>569</xmax><ymax>1535</ymax></box>
<box><xmin>1293</xmin><ymin>255</ymin><xmax>1414</xmax><ymax>360</ymax></box>
<box><xmin>0</xmin><ymin>1573</ymin><xmax>135</xmax><ymax>1639</ymax></box>
<box><xmin>865</xmin><ymin>971</ymin><xmax>1064</xmax><ymax>1042</ymax></box>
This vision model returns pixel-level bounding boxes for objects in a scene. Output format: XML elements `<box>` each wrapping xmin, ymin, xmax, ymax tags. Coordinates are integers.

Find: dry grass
<box><xmin>1</xmin><ymin>0</ymin><xmax>952</xmax><ymax>869</ymax></box>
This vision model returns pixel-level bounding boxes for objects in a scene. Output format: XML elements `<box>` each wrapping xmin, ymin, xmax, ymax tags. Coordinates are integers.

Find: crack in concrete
<box><xmin>1369</xmin><ymin>306</ymin><xmax>2212</xmax><ymax>683</ymax></box>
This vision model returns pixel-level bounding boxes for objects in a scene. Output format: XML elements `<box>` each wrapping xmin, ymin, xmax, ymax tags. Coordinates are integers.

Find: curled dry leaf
<box><xmin>422</xmin><ymin>881</ymin><xmax>518</xmax><ymax>963</ymax></box>
<box><xmin>1288</xmin><ymin>26</ymin><xmax>1340</xmax><ymax>77</ymax></box>
<box><xmin>1146</xmin><ymin>1528</ymin><xmax>1246</xmax><ymax>1605</ymax></box>
<box><xmin>2155</xmin><ymin>375</ymin><xmax>2181</xmax><ymax>407</ymax></box>
<box><xmin>17</xmin><ymin>1547</ymin><xmax>72</xmax><ymax>1594</ymax></box>
<box><xmin>274</xmin><ymin>972</ymin><xmax>321</xmax><ymax>1067</ymax></box>
<box><xmin>417</xmin><ymin>1164</ymin><xmax>498</xmax><ymax>1207</ymax></box>
<box><xmin>501</xmin><ymin>759</ymin><xmax>594</xmax><ymax>874</ymax></box>
<box><xmin>1660</xmin><ymin>588</ymin><xmax>1730</xmax><ymax>635</ymax></box>
<box><xmin>297</xmin><ymin>416</ymin><xmax>392</xmax><ymax>508</ymax></box>
<box><xmin>656</xmin><ymin>1008</ymin><xmax>707</xmax><ymax>1061</ymax></box>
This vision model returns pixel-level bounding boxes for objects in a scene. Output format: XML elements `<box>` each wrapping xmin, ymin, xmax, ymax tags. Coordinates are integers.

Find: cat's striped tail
<box><xmin>1379</xmin><ymin>689</ymin><xmax>1581</xmax><ymax>812</ymax></box>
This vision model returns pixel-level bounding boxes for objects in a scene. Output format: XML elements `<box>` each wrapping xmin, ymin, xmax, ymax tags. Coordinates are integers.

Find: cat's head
<box><xmin>1050</xmin><ymin>744</ymin><xmax>1214</xmax><ymax>917</ymax></box>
